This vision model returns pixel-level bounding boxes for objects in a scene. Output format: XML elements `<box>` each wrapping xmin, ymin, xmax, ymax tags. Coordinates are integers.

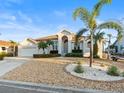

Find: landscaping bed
<box><xmin>1</xmin><ymin>58</ymin><xmax>124</xmax><ymax>92</ymax></box>
<box><xmin>66</xmin><ymin>64</ymin><xmax>124</xmax><ymax>81</ymax></box>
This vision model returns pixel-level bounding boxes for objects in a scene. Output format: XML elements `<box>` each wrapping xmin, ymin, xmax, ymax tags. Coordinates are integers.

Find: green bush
<box><xmin>107</xmin><ymin>66</ymin><xmax>120</xmax><ymax>76</ymax></box>
<box><xmin>65</xmin><ymin>53</ymin><xmax>82</xmax><ymax>57</ymax></box>
<box><xmin>74</xmin><ymin>62</ymin><xmax>84</xmax><ymax>73</ymax></box>
<box><xmin>0</xmin><ymin>52</ymin><xmax>14</xmax><ymax>60</ymax></box>
<box><xmin>33</xmin><ymin>54</ymin><xmax>61</xmax><ymax>58</ymax></box>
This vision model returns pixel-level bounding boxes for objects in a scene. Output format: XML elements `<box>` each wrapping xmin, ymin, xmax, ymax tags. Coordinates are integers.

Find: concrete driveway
<box><xmin>0</xmin><ymin>60</ymin><xmax>26</xmax><ymax>76</ymax></box>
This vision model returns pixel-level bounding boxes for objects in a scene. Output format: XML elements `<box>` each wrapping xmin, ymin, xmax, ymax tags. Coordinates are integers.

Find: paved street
<box><xmin>0</xmin><ymin>84</ymin><xmax>57</xmax><ymax>93</ymax></box>
<box><xmin>0</xmin><ymin>81</ymin><xmax>117</xmax><ymax>93</ymax></box>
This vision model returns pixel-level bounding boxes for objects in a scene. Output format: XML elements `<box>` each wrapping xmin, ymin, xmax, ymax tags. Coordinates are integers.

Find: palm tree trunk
<box><xmin>43</xmin><ymin>48</ymin><xmax>45</xmax><ymax>54</ymax></box>
<box><xmin>90</xmin><ymin>33</ymin><xmax>93</xmax><ymax>67</ymax></box>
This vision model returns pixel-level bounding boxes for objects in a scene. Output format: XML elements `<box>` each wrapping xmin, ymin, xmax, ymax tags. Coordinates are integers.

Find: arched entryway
<box><xmin>62</xmin><ymin>36</ymin><xmax>68</xmax><ymax>54</ymax></box>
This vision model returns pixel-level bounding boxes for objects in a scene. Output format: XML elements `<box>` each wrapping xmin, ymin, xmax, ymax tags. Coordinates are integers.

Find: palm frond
<box><xmin>73</xmin><ymin>7</ymin><xmax>91</xmax><ymax>26</ymax></box>
<box><xmin>97</xmin><ymin>21</ymin><xmax>123</xmax><ymax>40</ymax></box>
<box><xmin>75</xmin><ymin>28</ymin><xmax>88</xmax><ymax>44</ymax></box>
<box><xmin>94</xmin><ymin>32</ymin><xmax>105</xmax><ymax>42</ymax></box>
<box><xmin>91</xmin><ymin>0</ymin><xmax>111</xmax><ymax>19</ymax></box>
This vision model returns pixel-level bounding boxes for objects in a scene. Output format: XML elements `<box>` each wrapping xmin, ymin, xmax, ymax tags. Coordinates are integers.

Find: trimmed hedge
<box><xmin>50</xmin><ymin>50</ymin><xmax>58</xmax><ymax>54</ymax></box>
<box><xmin>72</xmin><ymin>50</ymin><xmax>82</xmax><ymax>53</ymax></box>
<box><xmin>65</xmin><ymin>53</ymin><xmax>83</xmax><ymax>57</ymax></box>
<box><xmin>33</xmin><ymin>54</ymin><xmax>61</xmax><ymax>58</ymax></box>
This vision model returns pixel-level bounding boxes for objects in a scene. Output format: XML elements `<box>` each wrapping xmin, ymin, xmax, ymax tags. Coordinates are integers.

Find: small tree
<box><xmin>47</xmin><ymin>40</ymin><xmax>54</xmax><ymax>50</ymax></box>
<box><xmin>9</xmin><ymin>40</ymin><xmax>18</xmax><ymax>56</ymax></box>
<box><xmin>38</xmin><ymin>42</ymin><xmax>48</xmax><ymax>54</ymax></box>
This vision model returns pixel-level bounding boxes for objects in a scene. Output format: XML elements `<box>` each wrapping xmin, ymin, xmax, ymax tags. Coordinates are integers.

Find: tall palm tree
<box><xmin>73</xmin><ymin>0</ymin><xmax>123</xmax><ymax>67</ymax></box>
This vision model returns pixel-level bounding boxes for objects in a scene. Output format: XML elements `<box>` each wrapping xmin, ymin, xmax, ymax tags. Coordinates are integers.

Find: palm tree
<box><xmin>73</xmin><ymin>0</ymin><xmax>123</xmax><ymax>67</ymax></box>
<box><xmin>9</xmin><ymin>40</ymin><xmax>18</xmax><ymax>56</ymax></box>
<box><xmin>47</xmin><ymin>40</ymin><xmax>54</xmax><ymax>50</ymax></box>
<box><xmin>94</xmin><ymin>32</ymin><xmax>105</xmax><ymax>56</ymax></box>
<box><xmin>107</xmin><ymin>34</ymin><xmax>112</xmax><ymax>59</ymax></box>
<box><xmin>38</xmin><ymin>42</ymin><xmax>48</xmax><ymax>54</ymax></box>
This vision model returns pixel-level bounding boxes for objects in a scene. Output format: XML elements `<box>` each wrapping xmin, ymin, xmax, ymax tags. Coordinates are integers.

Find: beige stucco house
<box><xmin>0</xmin><ymin>40</ymin><xmax>17</xmax><ymax>55</ymax></box>
<box><xmin>18</xmin><ymin>28</ymin><xmax>104</xmax><ymax>58</ymax></box>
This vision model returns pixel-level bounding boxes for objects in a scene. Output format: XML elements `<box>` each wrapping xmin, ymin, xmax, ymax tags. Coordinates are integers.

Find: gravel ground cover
<box><xmin>1</xmin><ymin>58</ymin><xmax>124</xmax><ymax>92</ymax></box>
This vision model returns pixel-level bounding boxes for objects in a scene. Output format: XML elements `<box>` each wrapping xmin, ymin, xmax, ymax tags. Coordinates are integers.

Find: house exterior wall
<box><xmin>18</xmin><ymin>30</ymin><xmax>103</xmax><ymax>58</ymax></box>
<box><xmin>0</xmin><ymin>46</ymin><xmax>8</xmax><ymax>53</ymax></box>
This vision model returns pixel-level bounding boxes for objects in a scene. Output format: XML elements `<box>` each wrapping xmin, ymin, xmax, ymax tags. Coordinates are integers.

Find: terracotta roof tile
<box><xmin>35</xmin><ymin>35</ymin><xmax>58</xmax><ymax>41</ymax></box>
<box><xmin>0</xmin><ymin>40</ymin><xmax>15</xmax><ymax>47</ymax></box>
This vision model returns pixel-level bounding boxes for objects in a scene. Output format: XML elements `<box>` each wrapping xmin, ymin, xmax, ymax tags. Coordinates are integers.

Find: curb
<box><xmin>0</xmin><ymin>79</ymin><xmax>119</xmax><ymax>93</ymax></box>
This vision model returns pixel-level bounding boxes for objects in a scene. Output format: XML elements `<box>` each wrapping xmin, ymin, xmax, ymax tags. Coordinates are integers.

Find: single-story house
<box><xmin>18</xmin><ymin>29</ymin><xmax>104</xmax><ymax>58</ymax></box>
<box><xmin>0</xmin><ymin>40</ymin><xmax>17</xmax><ymax>55</ymax></box>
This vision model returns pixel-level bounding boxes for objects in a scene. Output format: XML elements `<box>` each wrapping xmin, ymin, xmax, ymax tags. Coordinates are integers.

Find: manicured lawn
<box><xmin>1</xmin><ymin>57</ymin><xmax>124</xmax><ymax>92</ymax></box>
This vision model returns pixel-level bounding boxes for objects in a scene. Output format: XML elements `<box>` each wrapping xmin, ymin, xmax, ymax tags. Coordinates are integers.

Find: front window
<box><xmin>2</xmin><ymin>47</ymin><xmax>6</xmax><ymax>51</ymax></box>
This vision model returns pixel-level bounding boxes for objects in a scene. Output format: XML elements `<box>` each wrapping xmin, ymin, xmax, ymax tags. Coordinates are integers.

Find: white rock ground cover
<box><xmin>66</xmin><ymin>64</ymin><xmax>124</xmax><ymax>81</ymax></box>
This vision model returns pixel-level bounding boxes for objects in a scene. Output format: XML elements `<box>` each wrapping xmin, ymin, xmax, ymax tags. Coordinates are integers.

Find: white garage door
<box><xmin>18</xmin><ymin>47</ymin><xmax>38</xmax><ymax>57</ymax></box>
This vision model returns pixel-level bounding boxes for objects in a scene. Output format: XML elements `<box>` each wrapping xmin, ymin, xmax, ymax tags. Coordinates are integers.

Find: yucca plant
<box><xmin>73</xmin><ymin>0</ymin><xmax>123</xmax><ymax>67</ymax></box>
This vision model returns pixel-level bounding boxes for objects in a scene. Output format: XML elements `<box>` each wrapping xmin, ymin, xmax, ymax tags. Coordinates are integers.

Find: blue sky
<box><xmin>0</xmin><ymin>0</ymin><xmax>123</xmax><ymax>42</ymax></box>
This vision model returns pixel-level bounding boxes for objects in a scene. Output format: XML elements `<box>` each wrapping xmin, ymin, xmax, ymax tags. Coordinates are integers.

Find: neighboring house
<box><xmin>18</xmin><ymin>29</ymin><xmax>104</xmax><ymax>58</ymax></box>
<box><xmin>0</xmin><ymin>40</ymin><xmax>16</xmax><ymax>54</ymax></box>
<box><xmin>113</xmin><ymin>32</ymin><xmax>124</xmax><ymax>54</ymax></box>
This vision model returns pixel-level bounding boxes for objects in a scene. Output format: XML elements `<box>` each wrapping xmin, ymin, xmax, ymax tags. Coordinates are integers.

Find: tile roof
<box><xmin>34</xmin><ymin>34</ymin><xmax>85</xmax><ymax>42</ymax></box>
<box><xmin>0</xmin><ymin>40</ymin><xmax>16</xmax><ymax>47</ymax></box>
<box><xmin>35</xmin><ymin>35</ymin><xmax>58</xmax><ymax>41</ymax></box>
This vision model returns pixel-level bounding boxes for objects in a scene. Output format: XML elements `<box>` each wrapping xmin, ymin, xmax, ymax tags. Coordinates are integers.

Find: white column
<box><xmin>58</xmin><ymin>37</ymin><xmax>62</xmax><ymax>54</ymax></box>
<box><xmin>68</xmin><ymin>36</ymin><xmax>72</xmax><ymax>53</ymax></box>
<box><xmin>68</xmin><ymin>40</ymin><xmax>72</xmax><ymax>53</ymax></box>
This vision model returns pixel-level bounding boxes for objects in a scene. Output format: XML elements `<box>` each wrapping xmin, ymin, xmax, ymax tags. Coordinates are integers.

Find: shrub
<box><xmin>72</xmin><ymin>50</ymin><xmax>82</xmax><ymax>53</ymax></box>
<box><xmin>107</xmin><ymin>66</ymin><xmax>120</xmax><ymax>76</ymax></box>
<box><xmin>65</xmin><ymin>53</ymin><xmax>82</xmax><ymax>57</ymax></box>
<box><xmin>33</xmin><ymin>54</ymin><xmax>61</xmax><ymax>58</ymax></box>
<box><xmin>0</xmin><ymin>52</ymin><xmax>7</xmax><ymax>60</ymax></box>
<box><xmin>50</xmin><ymin>50</ymin><xmax>58</xmax><ymax>54</ymax></box>
<box><xmin>74</xmin><ymin>61</ymin><xmax>84</xmax><ymax>73</ymax></box>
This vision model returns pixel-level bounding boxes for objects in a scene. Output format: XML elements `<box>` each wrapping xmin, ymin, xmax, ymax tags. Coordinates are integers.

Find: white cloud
<box><xmin>96</xmin><ymin>19</ymin><xmax>104</xmax><ymax>25</ymax></box>
<box><xmin>17</xmin><ymin>11</ymin><xmax>32</xmax><ymax>23</ymax></box>
<box><xmin>54</xmin><ymin>10</ymin><xmax>66</xmax><ymax>17</ymax></box>
<box><xmin>0</xmin><ymin>11</ymin><xmax>52</xmax><ymax>41</ymax></box>
<box><xmin>0</xmin><ymin>13</ymin><xmax>16</xmax><ymax>21</ymax></box>
<box><xmin>4</xmin><ymin>0</ymin><xmax>23</xmax><ymax>4</ymax></box>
